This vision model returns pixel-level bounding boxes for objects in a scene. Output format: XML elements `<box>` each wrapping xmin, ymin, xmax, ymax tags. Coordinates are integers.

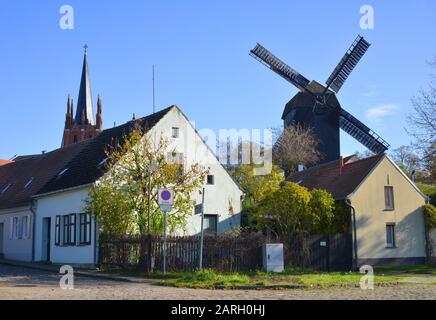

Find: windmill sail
<box><xmin>325</xmin><ymin>36</ymin><xmax>371</xmax><ymax>93</ymax></box>
<box><xmin>250</xmin><ymin>43</ymin><xmax>310</xmax><ymax>92</ymax></box>
<box><xmin>339</xmin><ymin>108</ymin><xmax>389</xmax><ymax>154</ymax></box>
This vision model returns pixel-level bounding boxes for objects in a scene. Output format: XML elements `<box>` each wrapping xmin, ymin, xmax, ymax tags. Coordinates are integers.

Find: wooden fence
<box><xmin>99</xmin><ymin>233</ymin><xmax>352</xmax><ymax>272</ymax></box>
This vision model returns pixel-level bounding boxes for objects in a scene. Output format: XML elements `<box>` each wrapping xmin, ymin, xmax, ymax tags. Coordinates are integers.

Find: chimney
<box><xmin>339</xmin><ymin>156</ymin><xmax>344</xmax><ymax>176</ymax></box>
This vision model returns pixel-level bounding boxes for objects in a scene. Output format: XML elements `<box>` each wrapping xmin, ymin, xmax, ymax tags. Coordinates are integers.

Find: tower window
<box><xmin>73</xmin><ymin>135</ymin><xmax>78</xmax><ymax>143</ymax></box>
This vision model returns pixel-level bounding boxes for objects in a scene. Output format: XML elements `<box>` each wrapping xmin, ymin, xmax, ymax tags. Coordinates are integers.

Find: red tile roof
<box><xmin>0</xmin><ymin>106</ymin><xmax>173</xmax><ymax>209</ymax></box>
<box><xmin>287</xmin><ymin>153</ymin><xmax>385</xmax><ymax>200</ymax></box>
<box><xmin>0</xmin><ymin>159</ymin><xmax>12</xmax><ymax>166</ymax></box>
<box><xmin>0</xmin><ymin>141</ymin><xmax>90</xmax><ymax>209</ymax></box>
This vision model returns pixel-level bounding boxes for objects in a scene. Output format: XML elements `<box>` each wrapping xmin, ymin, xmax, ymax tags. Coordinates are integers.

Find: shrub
<box><xmin>423</xmin><ymin>204</ymin><xmax>436</xmax><ymax>229</ymax></box>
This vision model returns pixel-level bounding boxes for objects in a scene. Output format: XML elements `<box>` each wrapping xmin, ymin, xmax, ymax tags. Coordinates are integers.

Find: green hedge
<box><xmin>417</xmin><ymin>183</ymin><xmax>436</xmax><ymax>206</ymax></box>
<box><xmin>423</xmin><ymin>204</ymin><xmax>436</xmax><ymax>229</ymax></box>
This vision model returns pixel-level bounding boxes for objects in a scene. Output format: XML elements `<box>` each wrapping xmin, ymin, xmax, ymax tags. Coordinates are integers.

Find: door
<box><xmin>42</xmin><ymin>218</ymin><xmax>51</xmax><ymax>262</ymax></box>
<box><xmin>0</xmin><ymin>223</ymin><xmax>4</xmax><ymax>258</ymax></box>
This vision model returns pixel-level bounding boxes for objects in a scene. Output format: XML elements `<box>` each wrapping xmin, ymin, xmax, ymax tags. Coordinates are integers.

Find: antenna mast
<box><xmin>152</xmin><ymin>65</ymin><xmax>156</xmax><ymax>114</ymax></box>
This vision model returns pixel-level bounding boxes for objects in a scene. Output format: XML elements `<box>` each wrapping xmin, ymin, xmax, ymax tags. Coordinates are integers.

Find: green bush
<box><xmin>423</xmin><ymin>204</ymin><xmax>436</xmax><ymax>229</ymax></box>
<box><xmin>417</xmin><ymin>183</ymin><xmax>436</xmax><ymax>206</ymax></box>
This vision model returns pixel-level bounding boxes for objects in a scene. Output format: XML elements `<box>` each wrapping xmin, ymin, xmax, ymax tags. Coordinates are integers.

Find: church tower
<box><xmin>62</xmin><ymin>45</ymin><xmax>103</xmax><ymax>147</ymax></box>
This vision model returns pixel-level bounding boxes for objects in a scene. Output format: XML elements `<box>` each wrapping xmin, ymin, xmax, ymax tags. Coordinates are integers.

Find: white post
<box><xmin>199</xmin><ymin>188</ymin><xmax>205</xmax><ymax>270</ymax></box>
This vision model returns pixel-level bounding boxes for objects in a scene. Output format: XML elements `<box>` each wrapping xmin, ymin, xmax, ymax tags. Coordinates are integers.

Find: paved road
<box><xmin>0</xmin><ymin>265</ymin><xmax>435</xmax><ymax>300</ymax></box>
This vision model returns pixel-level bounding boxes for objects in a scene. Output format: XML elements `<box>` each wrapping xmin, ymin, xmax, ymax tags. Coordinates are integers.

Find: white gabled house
<box><xmin>0</xmin><ymin>105</ymin><xmax>243</xmax><ymax>267</ymax></box>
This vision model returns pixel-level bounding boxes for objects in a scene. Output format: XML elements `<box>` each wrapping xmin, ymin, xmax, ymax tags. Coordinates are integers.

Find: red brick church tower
<box><xmin>62</xmin><ymin>45</ymin><xmax>103</xmax><ymax>147</ymax></box>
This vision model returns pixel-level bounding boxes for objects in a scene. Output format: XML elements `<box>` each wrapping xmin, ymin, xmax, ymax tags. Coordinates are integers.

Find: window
<box><xmin>58</xmin><ymin>168</ymin><xmax>69</xmax><ymax>177</ymax></box>
<box><xmin>24</xmin><ymin>177</ymin><xmax>34</xmax><ymax>189</ymax></box>
<box><xmin>384</xmin><ymin>186</ymin><xmax>394</xmax><ymax>210</ymax></box>
<box><xmin>207</xmin><ymin>175</ymin><xmax>215</xmax><ymax>185</ymax></box>
<box><xmin>69</xmin><ymin>214</ymin><xmax>76</xmax><ymax>245</ymax></box>
<box><xmin>167</xmin><ymin>152</ymin><xmax>184</xmax><ymax>164</ymax></box>
<box><xmin>204</xmin><ymin>215</ymin><xmax>218</xmax><ymax>235</ymax></box>
<box><xmin>172</xmin><ymin>127</ymin><xmax>179</xmax><ymax>138</ymax></box>
<box><xmin>63</xmin><ymin>214</ymin><xmax>76</xmax><ymax>246</ymax></box>
<box><xmin>12</xmin><ymin>217</ymin><xmax>19</xmax><ymax>239</ymax></box>
<box><xmin>386</xmin><ymin>224</ymin><xmax>396</xmax><ymax>248</ymax></box>
<box><xmin>79</xmin><ymin>213</ymin><xmax>92</xmax><ymax>245</ymax></box>
<box><xmin>55</xmin><ymin>216</ymin><xmax>61</xmax><ymax>246</ymax></box>
<box><xmin>21</xmin><ymin>216</ymin><xmax>28</xmax><ymax>239</ymax></box>
<box><xmin>2</xmin><ymin>183</ymin><xmax>11</xmax><ymax>194</ymax></box>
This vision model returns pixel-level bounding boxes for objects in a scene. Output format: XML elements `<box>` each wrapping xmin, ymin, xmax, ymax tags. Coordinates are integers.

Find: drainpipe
<box><xmin>345</xmin><ymin>198</ymin><xmax>358</xmax><ymax>271</ymax></box>
<box><xmin>29</xmin><ymin>200</ymin><xmax>37</xmax><ymax>262</ymax></box>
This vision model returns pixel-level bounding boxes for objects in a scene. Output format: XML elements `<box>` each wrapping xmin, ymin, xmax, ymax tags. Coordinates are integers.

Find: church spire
<box><xmin>75</xmin><ymin>44</ymin><xmax>94</xmax><ymax>125</ymax></box>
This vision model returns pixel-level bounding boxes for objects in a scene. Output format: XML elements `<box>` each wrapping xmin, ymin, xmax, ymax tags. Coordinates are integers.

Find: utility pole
<box><xmin>152</xmin><ymin>65</ymin><xmax>155</xmax><ymax>114</ymax></box>
<box><xmin>199</xmin><ymin>188</ymin><xmax>205</xmax><ymax>270</ymax></box>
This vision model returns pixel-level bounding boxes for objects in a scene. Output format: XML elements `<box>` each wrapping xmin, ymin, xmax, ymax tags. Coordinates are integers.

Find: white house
<box><xmin>0</xmin><ymin>105</ymin><xmax>243</xmax><ymax>267</ymax></box>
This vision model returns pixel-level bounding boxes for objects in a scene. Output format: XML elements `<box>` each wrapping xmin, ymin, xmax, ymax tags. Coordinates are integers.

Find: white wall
<box><xmin>148</xmin><ymin>107</ymin><xmax>243</xmax><ymax>235</ymax></box>
<box><xmin>0</xmin><ymin>207</ymin><xmax>33</xmax><ymax>261</ymax></box>
<box><xmin>34</xmin><ymin>187</ymin><xmax>96</xmax><ymax>266</ymax></box>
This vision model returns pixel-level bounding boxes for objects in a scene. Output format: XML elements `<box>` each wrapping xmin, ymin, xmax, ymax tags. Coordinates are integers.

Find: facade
<box><xmin>0</xmin><ymin>142</ymin><xmax>88</xmax><ymax>261</ymax></box>
<box><xmin>0</xmin><ymin>104</ymin><xmax>243</xmax><ymax>266</ymax></box>
<box><xmin>288</xmin><ymin>154</ymin><xmax>428</xmax><ymax>266</ymax></box>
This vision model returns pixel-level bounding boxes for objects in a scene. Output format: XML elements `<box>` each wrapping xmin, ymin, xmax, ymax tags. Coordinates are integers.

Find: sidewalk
<box><xmin>0</xmin><ymin>258</ymin><xmax>152</xmax><ymax>284</ymax></box>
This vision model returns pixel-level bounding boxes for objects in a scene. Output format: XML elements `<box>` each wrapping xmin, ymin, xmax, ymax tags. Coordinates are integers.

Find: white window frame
<box><xmin>171</xmin><ymin>127</ymin><xmax>179</xmax><ymax>138</ymax></box>
<box><xmin>21</xmin><ymin>216</ymin><xmax>29</xmax><ymax>239</ymax></box>
<box><xmin>12</xmin><ymin>217</ymin><xmax>19</xmax><ymax>240</ymax></box>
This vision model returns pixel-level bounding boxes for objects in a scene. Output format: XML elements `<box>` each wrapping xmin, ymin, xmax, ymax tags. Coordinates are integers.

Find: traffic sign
<box><xmin>158</xmin><ymin>188</ymin><xmax>174</xmax><ymax>206</ymax></box>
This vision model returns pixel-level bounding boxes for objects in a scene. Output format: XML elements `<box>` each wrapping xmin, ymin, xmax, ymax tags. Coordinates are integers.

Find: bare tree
<box><xmin>407</xmin><ymin>56</ymin><xmax>436</xmax><ymax>145</ymax></box>
<box><xmin>272</xmin><ymin>124</ymin><xmax>321</xmax><ymax>177</ymax></box>
<box><xmin>407</xmin><ymin>55</ymin><xmax>436</xmax><ymax>183</ymax></box>
<box><xmin>391</xmin><ymin>145</ymin><xmax>421</xmax><ymax>175</ymax></box>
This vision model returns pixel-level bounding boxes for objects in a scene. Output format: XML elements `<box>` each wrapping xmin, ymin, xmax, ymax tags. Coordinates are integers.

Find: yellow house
<box><xmin>289</xmin><ymin>154</ymin><xmax>429</xmax><ymax>266</ymax></box>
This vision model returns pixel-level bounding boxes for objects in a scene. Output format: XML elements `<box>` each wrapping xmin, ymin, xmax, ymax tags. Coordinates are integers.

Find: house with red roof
<box><xmin>288</xmin><ymin>154</ymin><xmax>429</xmax><ymax>267</ymax></box>
<box><xmin>0</xmin><ymin>106</ymin><xmax>243</xmax><ymax>266</ymax></box>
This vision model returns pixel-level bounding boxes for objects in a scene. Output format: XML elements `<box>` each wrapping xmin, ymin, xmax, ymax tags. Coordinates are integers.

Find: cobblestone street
<box><xmin>0</xmin><ymin>265</ymin><xmax>435</xmax><ymax>300</ymax></box>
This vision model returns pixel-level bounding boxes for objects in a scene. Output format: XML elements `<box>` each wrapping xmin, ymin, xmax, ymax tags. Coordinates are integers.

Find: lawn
<box><xmin>147</xmin><ymin>268</ymin><xmax>402</xmax><ymax>289</ymax></box>
<box><xmin>374</xmin><ymin>264</ymin><xmax>436</xmax><ymax>275</ymax></box>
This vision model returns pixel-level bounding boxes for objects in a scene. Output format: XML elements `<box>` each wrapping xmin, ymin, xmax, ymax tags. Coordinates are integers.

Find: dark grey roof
<box><xmin>75</xmin><ymin>48</ymin><xmax>94</xmax><ymax>125</ymax></box>
<box><xmin>38</xmin><ymin>106</ymin><xmax>174</xmax><ymax>195</ymax></box>
<box><xmin>0</xmin><ymin>141</ymin><xmax>90</xmax><ymax>209</ymax></box>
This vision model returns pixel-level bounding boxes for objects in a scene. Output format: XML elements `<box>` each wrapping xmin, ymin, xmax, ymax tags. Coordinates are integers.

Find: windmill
<box><xmin>250</xmin><ymin>35</ymin><xmax>389</xmax><ymax>164</ymax></box>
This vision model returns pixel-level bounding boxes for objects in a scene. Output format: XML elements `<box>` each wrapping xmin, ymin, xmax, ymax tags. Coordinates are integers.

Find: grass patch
<box><xmin>374</xmin><ymin>264</ymin><xmax>436</xmax><ymax>275</ymax></box>
<box><xmin>152</xmin><ymin>268</ymin><xmax>401</xmax><ymax>289</ymax></box>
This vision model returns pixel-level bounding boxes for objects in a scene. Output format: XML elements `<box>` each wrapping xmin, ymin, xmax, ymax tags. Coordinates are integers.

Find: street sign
<box><xmin>158</xmin><ymin>188</ymin><xmax>174</xmax><ymax>206</ymax></box>
<box><xmin>158</xmin><ymin>187</ymin><xmax>174</xmax><ymax>274</ymax></box>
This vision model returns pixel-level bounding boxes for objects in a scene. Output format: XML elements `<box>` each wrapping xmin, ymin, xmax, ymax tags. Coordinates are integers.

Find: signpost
<box><xmin>199</xmin><ymin>188</ymin><xmax>205</xmax><ymax>270</ymax></box>
<box><xmin>158</xmin><ymin>188</ymin><xmax>174</xmax><ymax>273</ymax></box>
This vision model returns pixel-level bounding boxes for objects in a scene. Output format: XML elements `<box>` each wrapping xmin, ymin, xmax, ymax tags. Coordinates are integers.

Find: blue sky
<box><xmin>1</xmin><ymin>0</ymin><xmax>435</xmax><ymax>159</ymax></box>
